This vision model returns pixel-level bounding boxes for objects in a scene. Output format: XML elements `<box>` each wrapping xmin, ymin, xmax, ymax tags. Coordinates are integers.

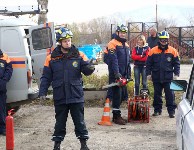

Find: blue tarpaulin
<box><xmin>78</xmin><ymin>44</ymin><xmax>102</xmax><ymax>60</ymax></box>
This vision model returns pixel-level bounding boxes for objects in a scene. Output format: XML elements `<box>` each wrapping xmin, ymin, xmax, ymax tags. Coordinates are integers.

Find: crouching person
<box><xmin>39</xmin><ymin>27</ymin><xmax>95</xmax><ymax>150</ymax></box>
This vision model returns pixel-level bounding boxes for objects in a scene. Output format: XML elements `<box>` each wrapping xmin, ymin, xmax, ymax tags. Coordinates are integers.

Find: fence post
<box><xmin>179</xmin><ymin>27</ymin><xmax>182</xmax><ymax>47</ymax></box>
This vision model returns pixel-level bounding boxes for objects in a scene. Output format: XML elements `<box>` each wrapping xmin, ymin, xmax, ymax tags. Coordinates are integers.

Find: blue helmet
<box><xmin>158</xmin><ymin>30</ymin><xmax>169</xmax><ymax>39</ymax></box>
<box><xmin>116</xmin><ymin>24</ymin><xmax>128</xmax><ymax>33</ymax></box>
<box><xmin>56</xmin><ymin>27</ymin><xmax>73</xmax><ymax>42</ymax></box>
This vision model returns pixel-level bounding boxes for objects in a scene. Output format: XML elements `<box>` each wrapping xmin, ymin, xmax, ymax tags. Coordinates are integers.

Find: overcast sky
<box><xmin>47</xmin><ymin>0</ymin><xmax>194</xmax><ymax>25</ymax></box>
<box><xmin>0</xmin><ymin>0</ymin><xmax>194</xmax><ymax>26</ymax></box>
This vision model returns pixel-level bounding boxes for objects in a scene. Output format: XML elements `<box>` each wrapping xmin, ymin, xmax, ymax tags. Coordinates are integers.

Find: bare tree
<box><xmin>70</xmin><ymin>23</ymin><xmax>81</xmax><ymax>46</ymax></box>
<box><xmin>157</xmin><ymin>17</ymin><xmax>177</xmax><ymax>32</ymax></box>
<box><xmin>67</xmin><ymin>16</ymin><xmax>128</xmax><ymax>46</ymax></box>
<box><xmin>186</xmin><ymin>12</ymin><xmax>194</xmax><ymax>26</ymax></box>
<box><xmin>88</xmin><ymin>17</ymin><xmax>111</xmax><ymax>44</ymax></box>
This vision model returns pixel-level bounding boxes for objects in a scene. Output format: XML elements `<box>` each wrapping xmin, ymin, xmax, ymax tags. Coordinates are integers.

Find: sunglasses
<box><xmin>159</xmin><ymin>39</ymin><xmax>168</xmax><ymax>43</ymax></box>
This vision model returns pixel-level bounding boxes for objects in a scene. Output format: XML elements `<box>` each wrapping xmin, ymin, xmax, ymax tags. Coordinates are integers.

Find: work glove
<box><xmin>173</xmin><ymin>75</ymin><xmax>179</xmax><ymax>80</ymax></box>
<box><xmin>115</xmin><ymin>73</ymin><xmax>122</xmax><ymax>80</ymax></box>
<box><xmin>147</xmin><ymin>75</ymin><xmax>152</xmax><ymax>81</ymax></box>
<box><xmin>86</xmin><ymin>58</ymin><xmax>95</xmax><ymax>71</ymax></box>
<box><xmin>39</xmin><ymin>95</ymin><xmax>46</xmax><ymax>105</ymax></box>
<box><xmin>90</xmin><ymin>58</ymin><xmax>98</xmax><ymax>65</ymax></box>
<box><xmin>86</xmin><ymin>64</ymin><xmax>95</xmax><ymax>71</ymax></box>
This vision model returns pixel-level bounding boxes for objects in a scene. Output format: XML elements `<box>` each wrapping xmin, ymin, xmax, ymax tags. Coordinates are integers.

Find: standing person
<box><xmin>39</xmin><ymin>27</ymin><xmax>95</xmax><ymax>150</ymax></box>
<box><xmin>146</xmin><ymin>30</ymin><xmax>180</xmax><ymax>118</ymax></box>
<box><xmin>147</xmin><ymin>27</ymin><xmax>159</xmax><ymax>49</ymax></box>
<box><xmin>107</xmin><ymin>24</ymin><xmax>131</xmax><ymax>125</ymax></box>
<box><xmin>131</xmin><ymin>35</ymin><xmax>150</xmax><ymax>96</ymax></box>
<box><xmin>103</xmin><ymin>33</ymin><xmax>117</xmax><ymax>102</ymax></box>
<box><xmin>103</xmin><ymin>47</ymin><xmax>113</xmax><ymax>102</ymax></box>
<box><xmin>0</xmin><ymin>49</ymin><xmax>13</xmax><ymax>136</ymax></box>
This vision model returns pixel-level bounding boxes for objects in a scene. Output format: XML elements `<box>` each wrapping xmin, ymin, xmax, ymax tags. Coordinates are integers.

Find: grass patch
<box><xmin>180</xmin><ymin>58</ymin><xmax>193</xmax><ymax>64</ymax></box>
<box><xmin>82</xmin><ymin>74</ymin><xmax>108</xmax><ymax>90</ymax></box>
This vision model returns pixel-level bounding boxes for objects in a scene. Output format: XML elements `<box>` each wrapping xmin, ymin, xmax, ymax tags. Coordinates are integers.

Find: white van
<box><xmin>0</xmin><ymin>17</ymin><xmax>56</xmax><ymax>108</ymax></box>
<box><xmin>170</xmin><ymin>65</ymin><xmax>194</xmax><ymax>150</ymax></box>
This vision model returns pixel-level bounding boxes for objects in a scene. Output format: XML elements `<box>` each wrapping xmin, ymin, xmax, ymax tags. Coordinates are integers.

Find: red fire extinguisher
<box><xmin>6</xmin><ymin>109</ymin><xmax>15</xmax><ymax>150</ymax></box>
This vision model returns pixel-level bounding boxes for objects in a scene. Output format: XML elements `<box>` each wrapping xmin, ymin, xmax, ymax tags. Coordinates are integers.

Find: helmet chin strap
<box><xmin>61</xmin><ymin>45</ymin><xmax>71</xmax><ymax>53</ymax></box>
<box><xmin>158</xmin><ymin>42</ymin><xmax>168</xmax><ymax>51</ymax></box>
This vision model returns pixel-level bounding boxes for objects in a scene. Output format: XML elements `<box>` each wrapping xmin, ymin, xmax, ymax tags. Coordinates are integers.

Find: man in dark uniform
<box><xmin>103</xmin><ymin>33</ymin><xmax>118</xmax><ymax>102</ymax></box>
<box><xmin>106</xmin><ymin>24</ymin><xmax>131</xmax><ymax>125</ymax></box>
<box><xmin>146</xmin><ymin>30</ymin><xmax>180</xmax><ymax>118</ymax></box>
<box><xmin>39</xmin><ymin>27</ymin><xmax>95</xmax><ymax>150</ymax></box>
<box><xmin>0</xmin><ymin>49</ymin><xmax>13</xmax><ymax>135</ymax></box>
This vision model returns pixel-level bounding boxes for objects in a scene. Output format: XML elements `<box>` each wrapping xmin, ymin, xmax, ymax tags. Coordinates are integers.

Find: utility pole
<box><xmin>156</xmin><ymin>0</ymin><xmax>158</xmax><ymax>23</ymax></box>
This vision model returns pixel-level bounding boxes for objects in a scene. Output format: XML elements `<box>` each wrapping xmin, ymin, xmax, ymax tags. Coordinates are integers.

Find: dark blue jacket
<box><xmin>146</xmin><ymin>45</ymin><xmax>180</xmax><ymax>83</ymax></box>
<box><xmin>0</xmin><ymin>49</ymin><xmax>13</xmax><ymax>92</ymax></box>
<box><xmin>103</xmin><ymin>47</ymin><xmax>109</xmax><ymax>65</ymax></box>
<box><xmin>103</xmin><ymin>33</ymin><xmax>118</xmax><ymax>65</ymax></box>
<box><xmin>107</xmin><ymin>39</ymin><xmax>131</xmax><ymax>83</ymax></box>
<box><xmin>39</xmin><ymin>45</ymin><xmax>95</xmax><ymax>105</ymax></box>
<box><xmin>147</xmin><ymin>36</ymin><xmax>159</xmax><ymax>49</ymax></box>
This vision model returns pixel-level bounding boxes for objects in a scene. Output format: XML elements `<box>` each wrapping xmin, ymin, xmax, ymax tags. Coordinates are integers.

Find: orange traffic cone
<box><xmin>98</xmin><ymin>98</ymin><xmax>112</xmax><ymax>126</ymax></box>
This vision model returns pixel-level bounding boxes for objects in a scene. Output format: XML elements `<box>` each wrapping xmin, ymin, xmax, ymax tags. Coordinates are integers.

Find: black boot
<box><xmin>53</xmin><ymin>141</ymin><xmax>61</xmax><ymax>150</ymax></box>
<box><xmin>80</xmin><ymin>139</ymin><xmax>89</xmax><ymax>150</ymax></box>
<box><xmin>112</xmin><ymin>114</ymin><xmax>126</xmax><ymax>125</ymax></box>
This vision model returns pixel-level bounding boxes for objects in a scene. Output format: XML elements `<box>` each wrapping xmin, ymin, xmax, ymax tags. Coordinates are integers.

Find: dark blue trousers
<box><xmin>106</xmin><ymin>86</ymin><xmax>128</xmax><ymax>102</ymax></box>
<box><xmin>106</xmin><ymin>87</ymin><xmax>113</xmax><ymax>100</ymax></box>
<box><xmin>112</xmin><ymin>85</ymin><xmax>128</xmax><ymax>118</ymax></box>
<box><xmin>153</xmin><ymin>82</ymin><xmax>177</xmax><ymax>114</ymax></box>
<box><xmin>0</xmin><ymin>93</ymin><xmax>6</xmax><ymax>133</ymax></box>
<box><xmin>52</xmin><ymin>103</ymin><xmax>89</xmax><ymax>141</ymax></box>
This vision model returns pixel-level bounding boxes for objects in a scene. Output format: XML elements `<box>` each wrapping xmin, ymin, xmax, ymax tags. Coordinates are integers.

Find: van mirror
<box><xmin>170</xmin><ymin>80</ymin><xmax>188</xmax><ymax>92</ymax></box>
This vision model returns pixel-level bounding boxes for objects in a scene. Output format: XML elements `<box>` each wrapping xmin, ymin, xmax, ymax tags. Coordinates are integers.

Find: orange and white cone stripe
<box><xmin>98</xmin><ymin>98</ymin><xmax>112</xmax><ymax>126</ymax></box>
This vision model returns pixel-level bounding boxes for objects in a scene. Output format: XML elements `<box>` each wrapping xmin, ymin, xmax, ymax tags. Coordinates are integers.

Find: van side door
<box><xmin>29</xmin><ymin>22</ymin><xmax>56</xmax><ymax>86</ymax></box>
<box><xmin>176</xmin><ymin>64</ymin><xmax>194</xmax><ymax>150</ymax></box>
<box><xmin>180</xmin><ymin>65</ymin><xmax>194</xmax><ymax>150</ymax></box>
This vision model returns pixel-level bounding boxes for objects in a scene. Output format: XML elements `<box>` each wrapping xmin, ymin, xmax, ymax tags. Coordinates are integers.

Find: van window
<box><xmin>31</xmin><ymin>27</ymin><xmax>53</xmax><ymax>50</ymax></box>
<box><xmin>186</xmin><ymin>67</ymin><xmax>194</xmax><ymax>105</ymax></box>
<box><xmin>2</xmin><ymin>29</ymin><xmax>23</xmax><ymax>54</ymax></box>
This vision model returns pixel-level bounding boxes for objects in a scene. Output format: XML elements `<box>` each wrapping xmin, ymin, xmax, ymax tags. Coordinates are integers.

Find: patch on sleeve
<box><xmin>0</xmin><ymin>62</ymin><xmax>4</xmax><ymax>68</ymax></box>
<box><xmin>109</xmin><ymin>49</ymin><xmax>115</xmax><ymax>54</ymax></box>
